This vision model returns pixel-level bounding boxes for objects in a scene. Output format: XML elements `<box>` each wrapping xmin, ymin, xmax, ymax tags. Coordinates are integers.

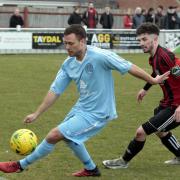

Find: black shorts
<box><xmin>142</xmin><ymin>106</ymin><xmax>180</xmax><ymax>135</ymax></box>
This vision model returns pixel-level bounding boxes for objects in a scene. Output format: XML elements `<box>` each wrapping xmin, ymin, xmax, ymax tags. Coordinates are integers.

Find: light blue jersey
<box><xmin>18</xmin><ymin>46</ymin><xmax>133</xmax><ymax>171</ymax></box>
<box><xmin>50</xmin><ymin>45</ymin><xmax>132</xmax><ymax>121</ymax></box>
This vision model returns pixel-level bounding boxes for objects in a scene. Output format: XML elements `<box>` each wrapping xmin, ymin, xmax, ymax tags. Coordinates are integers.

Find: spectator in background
<box><xmin>164</xmin><ymin>6</ymin><xmax>180</xmax><ymax>29</ymax></box>
<box><xmin>68</xmin><ymin>7</ymin><xmax>82</xmax><ymax>25</ymax></box>
<box><xmin>145</xmin><ymin>8</ymin><xmax>156</xmax><ymax>23</ymax></box>
<box><xmin>123</xmin><ymin>9</ymin><xmax>133</xmax><ymax>29</ymax></box>
<box><xmin>100</xmin><ymin>5</ymin><xmax>114</xmax><ymax>29</ymax></box>
<box><xmin>82</xmin><ymin>2</ymin><xmax>98</xmax><ymax>28</ymax></box>
<box><xmin>155</xmin><ymin>5</ymin><xmax>165</xmax><ymax>29</ymax></box>
<box><xmin>9</xmin><ymin>8</ymin><xmax>24</xmax><ymax>28</ymax></box>
<box><xmin>142</xmin><ymin>9</ymin><xmax>147</xmax><ymax>17</ymax></box>
<box><xmin>132</xmin><ymin>7</ymin><xmax>145</xmax><ymax>29</ymax></box>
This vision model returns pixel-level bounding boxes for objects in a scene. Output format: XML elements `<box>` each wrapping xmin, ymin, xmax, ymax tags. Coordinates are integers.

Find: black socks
<box><xmin>161</xmin><ymin>132</ymin><xmax>180</xmax><ymax>157</ymax></box>
<box><xmin>123</xmin><ymin>138</ymin><xmax>145</xmax><ymax>162</ymax></box>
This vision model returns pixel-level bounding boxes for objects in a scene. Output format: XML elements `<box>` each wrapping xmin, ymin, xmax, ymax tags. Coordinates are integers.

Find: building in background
<box><xmin>0</xmin><ymin>0</ymin><xmax>179</xmax><ymax>28</ymax></box>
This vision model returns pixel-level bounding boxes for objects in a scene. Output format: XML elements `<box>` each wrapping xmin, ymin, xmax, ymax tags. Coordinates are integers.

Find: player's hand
<box><xmin>23</xmin><ymin>113</ymin><xmax>38</xmax><ymax>123</ymax></box>
<box><xmin>175</xmin><ymin>106</ymin><xmax>180</xmax><ymax>122</ymax></box>
<box><xmin>153</xmin><ymin>71</ymin><xmax>170</xmax><ymax>84</ymax></box>
<box><xmin>137</xmin><ymin>89</ymin><xmax>147</xmax><ymax>103</ymax></box>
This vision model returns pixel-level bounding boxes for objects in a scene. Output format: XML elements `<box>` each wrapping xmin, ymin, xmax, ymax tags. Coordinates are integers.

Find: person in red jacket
<box><xmin>82</xmin><ymin>2</ymin><xmax>98</xmax><ymax>28</ymax></box>
<box><xmin>123</xmin><ymin>9</ymin><xmax>133</xmax><ymax>29</ymax></box>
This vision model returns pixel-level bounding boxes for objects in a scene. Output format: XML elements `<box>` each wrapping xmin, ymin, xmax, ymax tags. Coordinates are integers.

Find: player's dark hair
<box><xmin>136</xmin><ymin>22</ymin><xmax>160</xmax><ymax>36</ymax></box>
<box><xmin>64</xmin><ymin>24</ymin><xmax>86</xmax><ymax>40</ymax></box>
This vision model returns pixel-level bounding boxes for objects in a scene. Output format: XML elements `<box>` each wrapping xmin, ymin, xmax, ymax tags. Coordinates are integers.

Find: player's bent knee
<box><xmin>135</xmin><ymin>126</ymin><xmax>146</xmax><ymax>140</ymax></box>
<box><xmin>46</xmin><ymin>127</ymin><xmax>65</xmax><ymax>144</ymax></box>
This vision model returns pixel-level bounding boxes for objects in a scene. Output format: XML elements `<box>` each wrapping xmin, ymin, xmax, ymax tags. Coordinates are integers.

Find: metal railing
<box><xmin>0</xmin><ymin>28</ymin><xmax>179</xmax><ymax>54</ymax></box>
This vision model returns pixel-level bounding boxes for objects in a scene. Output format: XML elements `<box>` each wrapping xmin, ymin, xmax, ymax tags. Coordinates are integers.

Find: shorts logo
<box><xmin>85</xmin><ymin>63</ymin><xmax>93</xmax><ymax>74</ymax></box>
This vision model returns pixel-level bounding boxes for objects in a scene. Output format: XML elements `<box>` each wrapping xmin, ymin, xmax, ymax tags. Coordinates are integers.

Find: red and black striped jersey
<box><xmin>148</xmin><ymin>45</ymin><xmax>180</xmax><ymax>107</ymax></box>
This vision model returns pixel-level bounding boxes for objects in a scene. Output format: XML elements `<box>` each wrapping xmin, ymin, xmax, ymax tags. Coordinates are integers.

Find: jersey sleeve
<box><xmin>103</xmin><ymin>51</ymin><xmax>132</xmax><ymax>74</ymax></box>
<box><xmin>160</xmin><ymin>49</ymin><xmax>175</xmax><ymax>69</ymax></box>
<box><xmin>49</xmin><ymin>67</ymin><xmax>71</xmax><ymax>95</ymax></box>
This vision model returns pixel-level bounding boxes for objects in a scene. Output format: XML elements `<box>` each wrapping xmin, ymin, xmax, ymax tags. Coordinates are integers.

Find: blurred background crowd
<box><xmin>0</xmin><ymin>0</ymin><xmax>179</xmax><ymax>29</ymax></box>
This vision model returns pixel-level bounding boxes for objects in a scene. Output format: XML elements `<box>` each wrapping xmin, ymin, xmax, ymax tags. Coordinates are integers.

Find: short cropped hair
<box><xmin>64</xmin><ymin>24</ymin><xmax>86</xmax><ymax>40</ymax></box>
<box><xmin>136</xmin><ymin>23</ymin><xmax>160</xmax><ymax>36</ymax></box>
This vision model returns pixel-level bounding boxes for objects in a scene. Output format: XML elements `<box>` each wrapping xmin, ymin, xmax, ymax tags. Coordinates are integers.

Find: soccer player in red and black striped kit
<box><xmin>103</xmin><ymin>22</ymin><xmax>180</xmax><ymax>169</ymax></box>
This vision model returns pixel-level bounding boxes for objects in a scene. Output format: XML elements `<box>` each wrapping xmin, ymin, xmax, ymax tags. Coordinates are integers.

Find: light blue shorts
<box><xmin>58</xmin><ymin>109</ymin><xmax>108</xmax><ymax>144</ymax></box>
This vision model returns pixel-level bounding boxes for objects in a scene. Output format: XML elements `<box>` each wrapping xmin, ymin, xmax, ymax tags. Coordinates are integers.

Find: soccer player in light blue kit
<box><xmin>0</xmin><ymin>24</ymin><xmax>169</xmax><ymax>177</ymax></box>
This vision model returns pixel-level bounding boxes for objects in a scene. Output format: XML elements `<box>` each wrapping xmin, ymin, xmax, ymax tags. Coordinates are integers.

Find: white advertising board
<box><xmin>0</xmin><ymin>32</ymin><xmax>32</xmax><ymax>49</ymax></box>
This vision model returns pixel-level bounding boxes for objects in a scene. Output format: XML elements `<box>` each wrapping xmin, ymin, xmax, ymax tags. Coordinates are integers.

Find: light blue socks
<box><xmin>19</xmin><ymin>139</ymin><xmax>96</xmax><ymax>171</ymax></box>
<box><xmin>19</xmin><ymin>139</ymin><xmax>55</xmax><ymax>169</ymax></box>
<box><xmin>66</xmin><ymin>141</ymin><xmax>96</xmax><ymax>170</ymax></box>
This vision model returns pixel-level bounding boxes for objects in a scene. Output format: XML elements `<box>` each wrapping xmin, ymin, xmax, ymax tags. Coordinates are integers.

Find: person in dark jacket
<box><xmin>155</xmin><ymin>5</ymin><xmax>165</xmax><ymax>29</ymax></box>
<box><xmin>9</xmin><ymin>8</ymin><xmax>24</xmax><ymax>28</ymax></box>
<box><xmin>68</xmin><ymin>7</ymin><xmax>82</xmax><ymax>25</ymax></box>
<box><xmin>100</xmin><ymin>6</ymin><xmax>114</xmax><ymax>29</ymax></box>
<box><xmin>145</xmin><ymin>8</ymin><xmax>156</xmax><ymax>23</ymax></box>
<box><xmin>164</xmin><ymin>6</ymin><xmax>180</xmax><ymax>29</ymax></box>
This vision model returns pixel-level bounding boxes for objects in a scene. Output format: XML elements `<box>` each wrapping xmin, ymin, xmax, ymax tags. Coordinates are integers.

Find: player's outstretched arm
<box><xmin>24</xmin><ymin>91</ymin><xmax>59</xmax><ymax>123</ymax></box>
<box><xmin>128</xmin><ymin>64</ymin><xmax>170</xmax><ymax>84</ymax></box>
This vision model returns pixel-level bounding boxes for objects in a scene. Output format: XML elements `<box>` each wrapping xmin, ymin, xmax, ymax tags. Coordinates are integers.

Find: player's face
<box><xmin>63</xmin><ymin>33</ymin><xmax>85</xmax><ymax>58</ymax></box>
<box><xmin>137</xmin><ymin>33</ymin><xmax>155</xmax><ymax>53</ymax></box>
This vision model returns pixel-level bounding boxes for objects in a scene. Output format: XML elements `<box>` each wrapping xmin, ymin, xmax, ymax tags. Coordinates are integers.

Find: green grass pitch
<box><xmin>0</xmin><ymin>53</ymin><xmax>180</xmax><ymax>180</ymax></box>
